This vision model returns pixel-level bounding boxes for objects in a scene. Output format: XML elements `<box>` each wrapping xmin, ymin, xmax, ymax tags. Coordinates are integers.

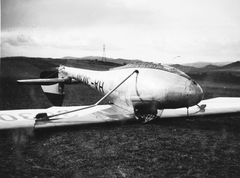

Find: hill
<box><xmin>219</xmin><ymin>61</ymin><xmax>240</xmax><ymax>69</ymax></box>
<box><xmin>171</xmin><ymin>61</ymin><xmax>240</xmax><ymax>75</ymax></box>
<box><xmin>183</xmin><ymin>61</ymin><xmax>232</xmax><ymax>68</ymax></box>
<box><xmin>1</xmin><ymin>56</ymin><xmax>240</xmax><ymax>178</ymax></box>
<box><xmin>63</xmin><ymin>56</ymin><xmax>142</xmax><ymax>65</ymax></box>
<box><xmin>203</xmin><ymin>65</ymin><xmax>219</xmax><ymax>70</ymax></box>
<box><xmin>170</xmin><ymin>64</ymin><xmax>200</xmax><ymax>73</ymax></box>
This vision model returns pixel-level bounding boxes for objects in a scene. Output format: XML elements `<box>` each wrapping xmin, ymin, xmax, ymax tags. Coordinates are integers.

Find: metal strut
<box><xmin>35</xmin><ymin>70</ymin><xmax>139</xmax><ymax>121</ymax></box>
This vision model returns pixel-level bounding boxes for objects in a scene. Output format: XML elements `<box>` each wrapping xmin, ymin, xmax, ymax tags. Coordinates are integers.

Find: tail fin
<box><xmin>18</xmin><ymin>68</ymin><xmax>66</xmax><ymax>106</ymax></box>
<box><xmin>40</xmin><ymin>69</ymin><xmax>65</xmax><ymax>106</ymax></box>
<box><xmin>41</xmin><ymin>83</ymin><xmax>65</xmax><ymax>106</ymax></box>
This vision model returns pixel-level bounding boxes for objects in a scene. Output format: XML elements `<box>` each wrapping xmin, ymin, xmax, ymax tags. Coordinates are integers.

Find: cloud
<box><xmin>1</xmin><ymin>32</ymin><xmax>36</xmax><ymax>47</ymax></box>
<box><xmin>1</xmin><ymin>0</ymin><xmax>240</xmax><ymax>63</ymax></box>
<box><xmin>1</xmin><ymin>0</ymin><xmax>153</xmax><ymax>30</ymax></box>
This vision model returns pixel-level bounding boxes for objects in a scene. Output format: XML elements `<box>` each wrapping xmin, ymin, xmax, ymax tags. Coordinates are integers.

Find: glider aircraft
<box><xmin>1</xmin><ymin>62</ymin><xmax>240</xmax><ymax>130</ymax></box>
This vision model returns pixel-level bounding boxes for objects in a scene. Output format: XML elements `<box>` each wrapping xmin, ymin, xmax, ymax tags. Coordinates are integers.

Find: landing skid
<box><xmin>135</xmin><ymin>114</ymin><xmax>157</xmax><ymax>123</ymax></box>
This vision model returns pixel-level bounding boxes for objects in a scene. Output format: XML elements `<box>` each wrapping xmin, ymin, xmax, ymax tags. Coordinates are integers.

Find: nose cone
<box><xmin>186</xmin><ymin>80</ymin><xmax>203</xmax><ymax>107</ymax></box>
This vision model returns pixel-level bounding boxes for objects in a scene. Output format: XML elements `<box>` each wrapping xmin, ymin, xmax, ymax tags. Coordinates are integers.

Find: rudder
<box><xmin>40</xmin><ymin>69</ymin><xmax>65</xmax><ymax>106</ymax></box>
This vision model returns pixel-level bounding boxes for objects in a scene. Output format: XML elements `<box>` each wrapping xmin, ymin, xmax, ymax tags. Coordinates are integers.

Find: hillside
<box><xmin>203</xmin><ymin>65</ymin><xmax>219</xmax><ymax>70</ymax></box>
<box><xmin>171</xmin><ymin>61</ymin><xmax>240</xmax><ymax>75</ymax></box>
<box><xmin>182</xmin><ymin>61</ymin><xmax>232</xmax><ymax>68</ymax></box>
<box><xmin>219</xmin><ymin>61</ymin><xmax>240</xmax><ymax>69</ymax></box>
<box><xmin>1</xmin><ymin>56</ymin><xmax>240</xmax><ymax>178</ymax></box>
<box><xmin>0</xmin><ymin>57</ymin><xmax>121</xmax><ymax>109</ymax></box>
<box><xmin>63</xmin><ymin>56</ymin><xmax>142</xmax><ymax>65</ymax></box>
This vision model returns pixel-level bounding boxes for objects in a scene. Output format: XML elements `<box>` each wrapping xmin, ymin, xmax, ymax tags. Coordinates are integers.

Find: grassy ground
<box><xmin>0</xmin><ymin>57</ymin><xmax>240</xmax><ymax>178</ymax></box>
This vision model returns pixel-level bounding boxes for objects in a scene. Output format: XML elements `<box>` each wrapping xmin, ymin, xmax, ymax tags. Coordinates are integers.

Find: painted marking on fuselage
<box><xmin>94</xmin><ymin>80</ymin><xmax>104</xmax><ymax>93</ymax></box>
<box><xmin>75</xmin><ymin>73</ymin><xmax>105</xmax><ymax>93</ymax></box>
<box><xmin>77</xmin><ymin>74</ymin><xmax>90</xmax><ymax>86</ymax></box>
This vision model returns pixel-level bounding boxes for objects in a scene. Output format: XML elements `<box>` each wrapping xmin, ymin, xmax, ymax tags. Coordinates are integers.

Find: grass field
<box><xmin>0</xmin><ymin>57</ymin><xmax>240</xmax><ymax>178</ymax></box>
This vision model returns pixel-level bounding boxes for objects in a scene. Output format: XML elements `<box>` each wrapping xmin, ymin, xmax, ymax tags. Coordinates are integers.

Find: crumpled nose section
<box><xmin>186</xmin><ymin>80</ymin><xmax>203</xmax><ymax>107</ymax></box>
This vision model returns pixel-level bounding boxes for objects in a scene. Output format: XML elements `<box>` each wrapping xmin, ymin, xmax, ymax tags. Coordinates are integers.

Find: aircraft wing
<box><xmin>1</xmin><ymin>97</ymin><xmax>240</xmax><ymax>130</ymax></box>
<box><xmin>162</xmin><ymin>97</ymin><xmax>240</xmax><ymax>118</ymax></box>
<box><xmin>0</xmin><ymin>105</ymin><xmax>134</xmax><ymax>130</ymax></box>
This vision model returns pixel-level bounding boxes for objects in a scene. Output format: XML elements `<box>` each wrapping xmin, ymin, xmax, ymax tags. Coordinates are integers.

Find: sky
<box><xmin>1</xmin><ymin>0</ymin><xmax>240</xmax><ymax>64</ymax></box>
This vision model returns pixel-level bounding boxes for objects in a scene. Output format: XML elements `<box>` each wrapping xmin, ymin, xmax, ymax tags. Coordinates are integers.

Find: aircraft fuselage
<box><xmin>59</xmin><ymin>63</ymin><xmax>203</xmax><ymax>112</ymax></box>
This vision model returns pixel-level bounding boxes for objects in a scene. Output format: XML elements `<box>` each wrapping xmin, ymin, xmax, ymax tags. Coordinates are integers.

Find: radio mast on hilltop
<box><xmin>102</xmin><ymin>44</ymin><xmax>106</xmax><ymax>62</ymax></box>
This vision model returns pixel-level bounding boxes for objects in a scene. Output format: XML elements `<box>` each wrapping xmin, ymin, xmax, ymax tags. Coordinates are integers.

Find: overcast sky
<box><xmin>1</xmin><ymin>0</ymin><xmax>240</xmax><ymax>64</ymax></box>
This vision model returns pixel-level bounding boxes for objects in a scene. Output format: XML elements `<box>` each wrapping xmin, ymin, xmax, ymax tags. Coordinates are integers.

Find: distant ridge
<box><xmin>3</xmin><ymin>56</ymin><xmax>238</xmax><ymax>73</ymax></box>
<box><xmin>170</xmin><ymin>64</ymin><xmax>199</xmax><ymax>73</ymax></box>
<box><xmin>203</xmin><ymin>65</ymin><xmax>219</xmax><ymax>70</ymax></box>
<box><xmin>219</xmin><ymin>61</ymin><xmax>240</xmax><ymax>69</ymax></box>
<box><xmin>62</xmin><ymin>56</ymin><xmax>142</xmax><ymax>65</ymax></box>
<box><xmin>182</xmin><ymin>61</ymin><xmax>232</xmax><ymax>68</ymax></box>
<box><xmin>62</xmin><ymin>56</ymin><xmax>235</xmax><ymax>68</ymax></box>
<box><xmin>171</xmin><ymin>61</ymin><xmax>240</xmax><ymax>74</ymax></box>
<box><xmin>62</xmin><ymin>56</ymin><xmax>79</xmax><ymax>59</ymax></box>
